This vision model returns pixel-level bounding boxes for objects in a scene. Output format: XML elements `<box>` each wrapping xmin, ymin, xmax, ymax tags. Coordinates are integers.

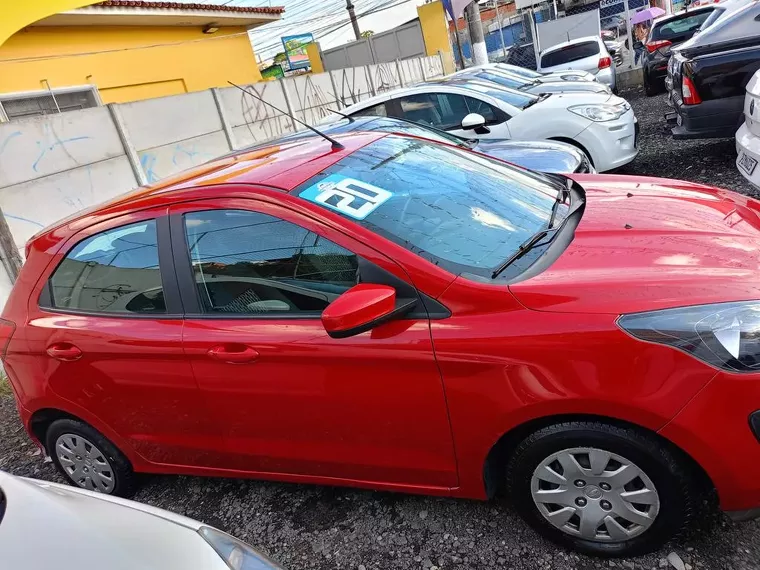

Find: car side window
<box><xmin>396</xmin><ymin>93</ymin><xmax>470</xmax><ymax>130</ymax></box>
<box><xmin>183</xmin><ymin>209</ymin><xmax>359</xmax><ymax>315</ymax></box>
<box><xmin>353</xmin><ymin>103</ymin><xmax>388</xmax><ymax>117</ymax></box>
<box><xmin>44</xmin><ymin>220</ymin><xmax>165</xmax><ymax>314</ymax></box>
<box><xmin>463</xmin><ymin>96</ymin><xmax>506</xmax><ymax>124</ymax></box>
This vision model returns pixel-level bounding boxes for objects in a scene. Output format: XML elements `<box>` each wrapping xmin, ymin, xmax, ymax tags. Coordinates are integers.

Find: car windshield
<box><xmin>473</xmin><ymin>71</ymin><xmax>531</xmax><ymax>90</ymax></box>
<box><xmin>651</xmin><ymin>11</ymin><xmax>713</xmax><ymax>41</ymax></box>
<box><xmin>293</xmin><ymin>135</ymin><xmax>562</xmax><ymax>280</ymax></box>
<box><xmin>459</xmin><ymin>82</ymin><xmax>538</xmax><ymax>110</ymax></box>
<box><xmin>497</xmin><ymin>64</ymin><xmax>542</xmax><ymax>79</ymax></box>
<box><xmin>541</xmin><ymin>41</ymin><xmax>600</xmax><ymax>67</ymax></box>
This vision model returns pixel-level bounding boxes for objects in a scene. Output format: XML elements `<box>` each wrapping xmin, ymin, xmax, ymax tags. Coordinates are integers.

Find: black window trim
<box><xmin>168</xmin><ymin>206</ymin><xmax>449</xmax><ymax>321</ymax></box>
<box><xmin>37</xmin><ymin>214</ymin><xmax>184</xmax><ymax>319</ymax></box>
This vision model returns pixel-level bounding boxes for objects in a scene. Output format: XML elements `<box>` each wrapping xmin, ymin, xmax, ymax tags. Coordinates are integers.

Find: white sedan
<box><xmin>736</xmin><ymin>69</ymin><xmax>760</xmax><ymax>189</ymax></box>
<box><xmin>477</xmin><ymin>63</ymin><xmax>598</xmax><ymax>83</ymax></box>
<box><xmin>0</xmin><ymin>471</ymin><xmax>284</xmax><ymax>570</ymax></box>
<box><xmin>338</xmin><ymin>81</ymin><xmax>638</xmax><ymax>172</ymax></box>
<box><xmin>447</xmin><ymin>68</ymin><xmax>612</xmax><ymax>95</ymax></box>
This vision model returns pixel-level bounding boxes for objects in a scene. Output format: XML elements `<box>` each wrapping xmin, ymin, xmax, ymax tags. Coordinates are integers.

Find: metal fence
<box><xmin>451</xmin><ymin>0</ymin><xmax>649</xmax><ymax>72</ymax></box>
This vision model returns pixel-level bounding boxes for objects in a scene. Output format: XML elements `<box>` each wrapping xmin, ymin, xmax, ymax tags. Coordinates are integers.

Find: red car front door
<box><xmin>170</xmin><ymin>197</ymin><xmax>457</xmax><ymax>489</ymax></box>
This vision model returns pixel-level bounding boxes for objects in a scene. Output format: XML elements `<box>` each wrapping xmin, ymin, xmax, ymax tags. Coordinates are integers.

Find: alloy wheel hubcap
<box><xmin>531</xmin><ymin>447</ymin><xmax>660</xmax><ymax>542</ymax></box>
<box><xmin>55</xmin><ymin>434</ymin><xmax>115</xmax><ymax>493</ymax></box>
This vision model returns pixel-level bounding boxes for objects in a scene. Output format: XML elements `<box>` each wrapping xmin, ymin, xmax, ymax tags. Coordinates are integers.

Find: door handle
<box><xmin>46</xmin><ymin>343</ymin><xmax>83</xmax><ymax>362</ymax></box>
<box><xmin>207</xmin><ymin>344</ymin><xmax>259</xmax><ymax>364</ymax></box>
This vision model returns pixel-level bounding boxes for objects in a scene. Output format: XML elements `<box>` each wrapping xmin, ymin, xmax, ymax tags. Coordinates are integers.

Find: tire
<box><xmin>505</xmin><ymin>421</ymin><xmax>699</xmax><ymax>557</ymax></box>
<box><xmin>46</xmin><ymin>418</ymin><xmax>138</xmax><ymax>498</ymax></box>
<box><xmin>644</xmin><ymin>74</ymin><xmax>658</xmax><ymax>97</ymax></box>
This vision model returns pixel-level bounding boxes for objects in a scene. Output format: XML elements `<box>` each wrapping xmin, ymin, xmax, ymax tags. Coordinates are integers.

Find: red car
<box><xmin>2</xmin><ymin>132</ymin><xmax>760</xmax><ymax>557</ymax></box>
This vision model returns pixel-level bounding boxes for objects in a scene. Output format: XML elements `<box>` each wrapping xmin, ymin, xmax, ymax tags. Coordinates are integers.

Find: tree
<box><xmin>361</xmin><ymin>30</ymin><xmax>374</xmax><ymax>38</ymax></box>
<box><xmin>272</xmin><ymin>51</ymin><xmax>287</xmax><ymax>64</ymax></box>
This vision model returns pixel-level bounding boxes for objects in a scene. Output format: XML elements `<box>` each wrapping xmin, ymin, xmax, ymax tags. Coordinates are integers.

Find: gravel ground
<box><xmin>1</xmin><ymin>86</ymin><xmax>760</xmax><ymax>570</ymax></box>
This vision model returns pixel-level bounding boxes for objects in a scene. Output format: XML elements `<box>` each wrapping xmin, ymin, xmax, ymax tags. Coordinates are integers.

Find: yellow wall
<box><xmin>306</xmin><ymin>42</ymin><xmax>324</xmax><ymax>74</ymax></box>
<box><xmin>0</xmin><ymin>25</ymin><xmax>262</xmax><ymax>103</ymax></box>
<box><xmin>0</xmin><ymin>0</ymin><xmax>99</xmax><ymax>46</ymax></box>
<box><xmin>417</xmin><ymin>0</ymin><xmax>455</xmax><ymax>74</ymax></box>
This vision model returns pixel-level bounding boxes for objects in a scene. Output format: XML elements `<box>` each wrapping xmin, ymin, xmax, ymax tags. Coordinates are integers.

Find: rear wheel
<box><xmin>505</xmin><ymin>421</ymin><xmax>700</xmax><ymax>557</ymax></box>
<box><xmin>46</xmin><ymin>418</ymin><xmax>137</xmax><ymax>497</ymax></box>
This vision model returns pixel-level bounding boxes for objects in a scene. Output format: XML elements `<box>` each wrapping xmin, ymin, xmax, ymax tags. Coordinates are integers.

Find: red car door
<box><xmin>25</xmin><ymin>209</ymin><xmax>209</xmax><ymax>467</ymax></box>
<box><xmin>170</xmin><ymin>197</ymin><xmax>457</xmax><ymax>489</ymax></box>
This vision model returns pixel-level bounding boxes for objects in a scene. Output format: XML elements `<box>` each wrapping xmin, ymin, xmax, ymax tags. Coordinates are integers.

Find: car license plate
<box><xmin>738</xmin><ymin>152</ymin><xmax>758</xmax><ymax>176</ymax></box>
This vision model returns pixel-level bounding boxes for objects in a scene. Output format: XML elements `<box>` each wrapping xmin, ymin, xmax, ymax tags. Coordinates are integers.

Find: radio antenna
<box><xmin>227</xmin><ymin>81</ymin><xmax>344</xmax><ymax>151</ymax></box>
<box><xmin>326</xmin><ymin>108</ymin><xmax>355</xmax><ymax>123</ymax></box>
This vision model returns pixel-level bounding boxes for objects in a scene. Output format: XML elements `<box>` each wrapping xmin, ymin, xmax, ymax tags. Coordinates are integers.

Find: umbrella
<box><xmin>630</xmin><ymin>7</ymin><xmax>666</xmax><ymax>24</ymax></box>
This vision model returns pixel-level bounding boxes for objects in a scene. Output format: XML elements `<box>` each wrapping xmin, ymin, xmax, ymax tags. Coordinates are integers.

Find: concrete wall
<box><xmin>0</xmin><ymin>53</ymin><xmax>446</xmax><ymax>306</ymax></box>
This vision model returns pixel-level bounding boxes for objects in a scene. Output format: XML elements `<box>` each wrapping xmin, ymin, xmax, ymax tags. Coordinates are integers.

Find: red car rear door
<box><xmin>169</xmin><ymin>196</ymin><xmax>457</xmax><ymax>489</ymax></box>
<box><xmin>24</xmin><ymin>208</ymin><xmax>209</xmax><ymax>467</ymax></box>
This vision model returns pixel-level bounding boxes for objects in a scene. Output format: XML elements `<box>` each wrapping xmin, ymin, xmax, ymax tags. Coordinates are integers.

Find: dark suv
<box><xmin>641</xmin><ymin>6</ymin><xmax>715</xmax><ymax>96</ymax></box>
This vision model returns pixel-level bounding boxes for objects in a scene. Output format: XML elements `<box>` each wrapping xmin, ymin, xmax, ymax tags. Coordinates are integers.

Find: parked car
<box><xmin>601</xmin><ymin>13</ymin><xmax>629</xmax><ymax>43</ymax></box>
<box><xmin>641</xmin><ymin>6</ymin><xmax>716</xmax><ymax>96</ymax></box>
<box><xmin>0</xmin><ymin>471</ymin><xmax>283</xmax><ymax>569</ymax></box>
<box><xmin>242</xmin><ymin>115</ymin><xmax>595</xmax><ymax>174</ymax></box>
<box><xmin>338</xmin><ymin>80</ymin><xmax>638</xmax><ymax>172</ymax></box>
<box><xmin>447</xmin><ymin>68</ymin><xmax>611</xmax><ymax>95</ymax></box>
<box><xmin>695</xmin><ymin>0</ymin><xmax>754</xmax><ymax>33</ymax></box>
<box><xmin>475</xmin><ymin>63</ymin><xmax>598</xmax><ymax>83</ymax></box>
<box><xmin>538</xmin><ymin>36</ymin><xmax>616</xmax><ymax>91</ymax></box>
<box><xmin>5</xmin><ymin>130</ymin><xmax>760</xmax><ymax>558</ymax></box>
<box><xmin>504</xmin><ymin>42</ymin><xmax>538</xmax><ymax>69</ymax></box>
<box><xmin>735</xmin><ymin>69</ymin><xmax>760</xmax><ymax>188</ymax></box>
<box><xmin>666</xmin><ymin>0</ymin><xmax>760</xmax><ymax>138</ymax></box>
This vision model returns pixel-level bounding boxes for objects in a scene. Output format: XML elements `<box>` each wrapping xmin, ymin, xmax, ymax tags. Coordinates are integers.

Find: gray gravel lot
<box><xmin>1</xmin><ymin>87</ymin><xmax>759</xmax><ymax>570</ymax></box>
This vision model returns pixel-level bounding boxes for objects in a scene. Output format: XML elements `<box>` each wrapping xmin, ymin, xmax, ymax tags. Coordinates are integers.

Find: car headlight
<box><xmin>199</xmin><ymin>526</ymin><xmax>284</xmax><ymax>570</ymax></box>
<box><xmin>568</xmin><ymin>104</ymin><xmax>626</xmax><ymax>122</ymax></box>
<box><xmin>618</xmin><ymin>301</ymin><xmax>760</xmax><ymax>373</ymax></box>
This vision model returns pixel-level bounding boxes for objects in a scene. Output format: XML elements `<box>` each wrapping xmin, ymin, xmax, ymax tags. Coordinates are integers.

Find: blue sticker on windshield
<box><xmin>299</xmin><ymin>174</ymin><xmax>392</xmax><ymax>220</ymax></box>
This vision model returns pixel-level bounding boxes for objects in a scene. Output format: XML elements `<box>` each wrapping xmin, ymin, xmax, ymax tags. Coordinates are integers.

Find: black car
<box><xmin>641</xmin><ymin>6</ymin><xmax>715</xmax><ymax>96</ymax></box>
<box><xmin>504</xmin><ymin>43</ymin><xmax>537</xmax><ymax>70</ymax></box>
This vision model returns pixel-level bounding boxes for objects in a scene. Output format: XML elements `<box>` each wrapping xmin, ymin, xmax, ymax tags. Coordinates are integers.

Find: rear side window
<box><xmin>45</xmin><ymin>220</ymin><xmax>165</xmax><ymax>314</ymax></box>
<box><xmin>354</xmin><ymin>103</ymin><xmax>388</xmax><ymax>117</ymax></box>
<box><xmin>541</xmin><ymin>41</ymin><xmax>600</xmax><ymax>67</ymax></box>
<box><xmin>183</xmin><ymin>210</ymin><xmax>358</xmax><ymax>315</ymax></box>
<box><xmin>650</xmin><ymin>12</ymin><xmax>713</xmax><ymax>41</ymax></box>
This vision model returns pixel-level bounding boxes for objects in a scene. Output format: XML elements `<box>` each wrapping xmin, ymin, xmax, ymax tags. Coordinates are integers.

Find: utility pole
<box><xmin>346</xmin><ymin>0</ymin><xmax>361</xmax><ymax>41</ymax></box>
<box><xmin>465</xmin><ymin>1</ymin><xmax>488</xmax><ymax>66</ymax></box>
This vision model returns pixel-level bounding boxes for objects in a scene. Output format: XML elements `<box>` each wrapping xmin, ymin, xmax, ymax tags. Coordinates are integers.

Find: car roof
<box><xmin>542</xmin><ymin>35</ymin><xmax>601</xmax><ymax>53</ymax></box>
<box><xmin>28</xmin><ymin>132</ymin><xmax>387</xmax><ymax>243</ymax></box>
<box><xmin>652</xmin><ymin>4</ymin><xmax>714</xmax><ymax>25</ymax></box>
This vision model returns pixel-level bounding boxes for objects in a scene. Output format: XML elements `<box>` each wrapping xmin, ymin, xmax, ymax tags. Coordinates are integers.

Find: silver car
<box><xmin>446</xmin><ymin>68</ymin><xmax>611</xmax><ymax>95</ymax></box>
<box><xmin>0</xmin><ymin>471</ymin><xmax>284</xmax><ymax>570</ymax></box>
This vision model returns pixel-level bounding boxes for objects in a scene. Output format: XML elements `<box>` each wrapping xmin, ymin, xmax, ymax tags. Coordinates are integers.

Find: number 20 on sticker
<box><xmin>300</xmin><ymin>175</ymin><xmax>392</xmax><ymax>220</ymax></box>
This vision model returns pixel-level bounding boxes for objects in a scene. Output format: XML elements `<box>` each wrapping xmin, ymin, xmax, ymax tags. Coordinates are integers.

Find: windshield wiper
<box><xmin>491</xmin><ymin>229</ymin><xmax>554</xmax><ymax>279</ymax></box>
<box><xmin>548</xmin><ymin>185</ymin><xmax>570</xmax><ymax>229</ymax></box>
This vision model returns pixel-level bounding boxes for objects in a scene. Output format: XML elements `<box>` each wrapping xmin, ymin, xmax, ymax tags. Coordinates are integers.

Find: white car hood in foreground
<box><xmin>0</xmin><ymin>473</ymin><xmax>227</xmax><ymax>570</ymax></box>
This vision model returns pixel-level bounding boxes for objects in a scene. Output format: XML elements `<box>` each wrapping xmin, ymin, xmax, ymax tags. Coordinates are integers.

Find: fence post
<box><xmin>624</xmin><ymin>0</ymin><xmax>635</xmax><ymax>69</ymax></box>
<box><xmin>279</xmin><ymin>79</ymin><xmax>299</xmax><ymax>131</ymax></box>
<box><xmin>108</xmin><ymin>104</ymin><xmax>147</xmax><ymax>187</ymax></box>
<box><xmin>419</xmin><ymin>56</ymin><xmax>426</xmax><ymax>81</ymax></box>
<box><xmin>396</xmin><ymin>59</ymin><xmax>405</xmax><ymax>88</ymax></box>
<box><xmin>328</xmin><ymin>70</ymin><xmax>343</xmax><ymax>108</ymax></box>
<box><xmin>437</xmin><ymin>50</ymin><xmax>445</xmax><ymax>77</ymax></box>
<box><xmin>0</xmin><ymin>207</ymin><xmax>22</xmax><ymax>282</ymax></box>
<box><xmin>366</xmin><ymin>65</ymin><xmax>377</xmax><ymax>96</ymax></box>
<box><xmin>212</xmin><ymin>88</ymin><xmax>236</xmax><ymax>151</ymax></box>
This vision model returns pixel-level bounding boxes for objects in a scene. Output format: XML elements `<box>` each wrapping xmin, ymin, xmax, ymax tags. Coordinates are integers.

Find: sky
<box><xmin>202</xmin><ymin>0</ymin><xmax>432</xmax><ymax>62</ymax></box>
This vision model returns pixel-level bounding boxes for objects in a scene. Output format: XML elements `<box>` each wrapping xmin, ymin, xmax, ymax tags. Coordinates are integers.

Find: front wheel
<box><xmin>505</xmin><ymin>421</ymin><xmax>701</xmax><ymax>557</ymax></box>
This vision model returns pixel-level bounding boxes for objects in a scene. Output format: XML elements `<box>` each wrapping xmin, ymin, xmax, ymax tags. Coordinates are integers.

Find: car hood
<box><xmin>540</xmin><ymin>70</ymin><xmax>596</xmax><ymax>82</ymax></box>
<box><xmin>509</xmin><ymin>175</ymin><xmax>760</xmax><ymax>314</ymax></box>
<box><xmin>473</xmin><ymin>139</ymin><xmax>584</xmax><ymax>173</ymax></box>
<box><xmin>0</xmin><ymin>473</ymin><xmax>227</xmax><ymax>570</ymax></box>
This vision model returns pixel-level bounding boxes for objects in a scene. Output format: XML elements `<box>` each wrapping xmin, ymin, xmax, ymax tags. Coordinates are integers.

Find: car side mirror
<box><xmin>322</xmin><ymin>284</ymin><xmax>416</xmax><ymax>339</ymax></box>
<box><xmin>461</xmin><ymin>113</ymin><xmax>487</xmax><ymax>131</ymax></box>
